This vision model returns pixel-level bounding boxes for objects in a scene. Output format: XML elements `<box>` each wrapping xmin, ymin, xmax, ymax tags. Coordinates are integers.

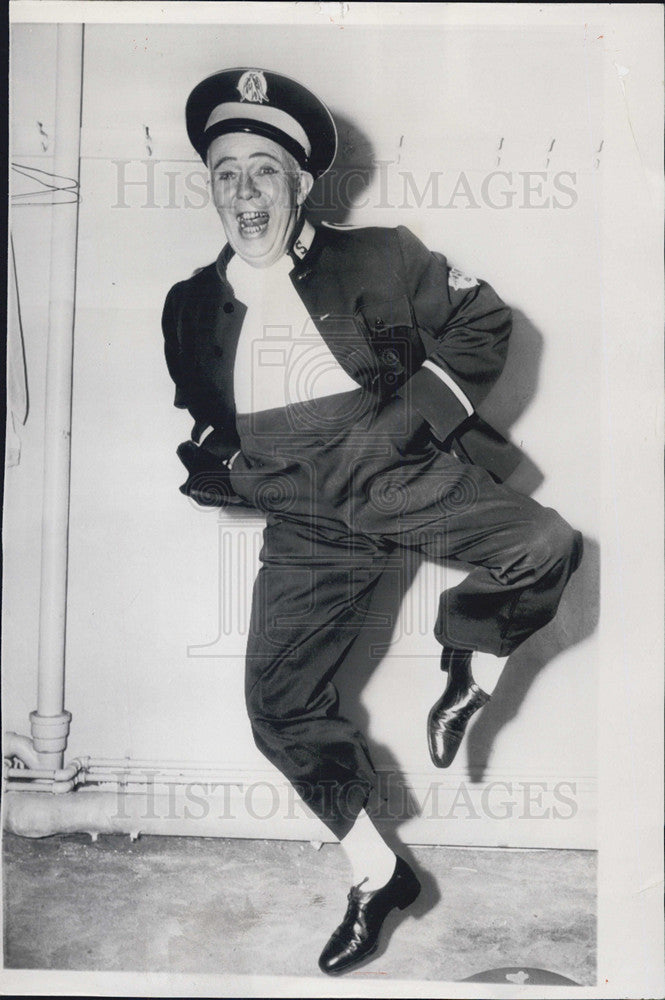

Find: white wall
<box><xmin>5</xmin><ymin>20</ymin><xmax>602</xmax><ymax>846</ymax></box>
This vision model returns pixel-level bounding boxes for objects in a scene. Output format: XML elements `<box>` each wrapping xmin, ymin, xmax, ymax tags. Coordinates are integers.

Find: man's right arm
<box><xmin>162</xmin><ymin>281</ymin><xmax>214</xmax><ymax>429</ymax></box>
<box><xmin>161</xmin><ymin>282</ymin><xmax>248</xmax><ymax>507</ymax></box>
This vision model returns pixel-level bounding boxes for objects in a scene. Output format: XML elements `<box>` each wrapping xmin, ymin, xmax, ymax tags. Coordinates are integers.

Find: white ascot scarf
<box><xmin>227</xmin><ymin>250</ymin><xmax>358</xmax><ymax>415</ymax></box>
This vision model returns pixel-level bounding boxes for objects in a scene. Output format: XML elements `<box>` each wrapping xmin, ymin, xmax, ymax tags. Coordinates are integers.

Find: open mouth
<box><xmin>237</xmin><ymin>211</ymin><xmax>270</xmax><ymax>237</ymax></box>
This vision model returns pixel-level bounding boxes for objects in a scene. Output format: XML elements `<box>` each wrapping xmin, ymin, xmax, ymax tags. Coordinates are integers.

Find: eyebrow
<box><xmin>210</xmin><ymin>151</ymin><xmax>283</xmax><ymax>172</ymax></box>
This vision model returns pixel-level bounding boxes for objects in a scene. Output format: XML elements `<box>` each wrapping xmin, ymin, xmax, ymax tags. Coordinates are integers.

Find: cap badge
<box><xmin>237</xmin><ymin>70</ymin><xmax>268</xmax><ymax>104</ymax></box>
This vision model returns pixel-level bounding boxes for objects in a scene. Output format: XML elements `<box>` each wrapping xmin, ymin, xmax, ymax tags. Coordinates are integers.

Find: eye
<box><xmin>257</xmin><ymin>164</ymin><xmax>278</xmax><ymax>176</ymax></box>
<box><xmin>215</xmin><ymin>170</ymin><xmax>237</xmax><ymax>182</ymax></box>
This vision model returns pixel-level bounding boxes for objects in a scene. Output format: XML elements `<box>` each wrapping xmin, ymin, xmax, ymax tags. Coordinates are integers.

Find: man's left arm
<box><xmin>395</xmin><ymin>225</ymin><xmax>512</xmax><ymax>444</ymax></box>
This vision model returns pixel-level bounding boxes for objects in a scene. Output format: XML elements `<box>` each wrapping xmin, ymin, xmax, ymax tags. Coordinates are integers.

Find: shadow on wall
<box><xmin>466</xmin><ymin>308</ymin><xmax>600</xmax><ymax>780</ymax></box>
<box><xmin>336</xmin><ymin>532</ymin><xmax>599</xmax><ymax>813</ymax></box>
<box><xmin>304</xmin><ymin>110</ymin><xmax>376</xmax><ymax>227</ymax></box>
<box><xmin>465</xmin><ymin>534</ymin><xmax>600</xmax><ymax>782</ymax></box>
<box><xmin>479</xmin><ymin>309</ymin><xmax>544</xmax><ymax>436</ymax></box>
<box><xmin>477</xmin><ymin>308</ymin><xmax>545</xmax><ymax>495</ymax></box>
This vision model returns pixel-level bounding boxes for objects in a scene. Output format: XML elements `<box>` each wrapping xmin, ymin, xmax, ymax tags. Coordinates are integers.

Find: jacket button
<box><xmin>223</xmin><ymin>302</ymin><xmax>234</xmax><ymax>313</ymax></box>
<box><xmin>374</xmin><ymin>317</ymin><xmax>385</xmax><ymax>328</ymax></box>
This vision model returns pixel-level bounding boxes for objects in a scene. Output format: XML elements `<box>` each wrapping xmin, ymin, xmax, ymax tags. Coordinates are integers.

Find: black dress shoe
<box><xmin>318</xmin><ymin>856</ymin><xmax>421</xmax><ymax>975</ymax></box>
<box><xmin>428</xmin><ymin>647</ymin><xmax>490</xmax><ymax>768</ymax></box>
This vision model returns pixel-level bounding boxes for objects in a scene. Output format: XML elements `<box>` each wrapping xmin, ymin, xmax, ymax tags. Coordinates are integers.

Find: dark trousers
<box><xmin>230</xmin><ymin>391</ymin><xmax>583</xmax><ymax>838</ymax></box>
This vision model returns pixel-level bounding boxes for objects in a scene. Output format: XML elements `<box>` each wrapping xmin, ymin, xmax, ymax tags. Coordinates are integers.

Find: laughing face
<box><xmin>208</xmin><ymin>132</ymin><xmax>314</xmax><ymax>268</ymax></box>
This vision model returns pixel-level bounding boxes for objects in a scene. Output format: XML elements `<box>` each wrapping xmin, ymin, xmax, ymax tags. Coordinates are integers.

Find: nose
<box><xmin>236</xmin><ymin>170</ymin><xmax>258</xmax><ymax>202</ymax></box>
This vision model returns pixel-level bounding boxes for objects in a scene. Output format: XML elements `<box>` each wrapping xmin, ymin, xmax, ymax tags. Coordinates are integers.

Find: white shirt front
<box><xmin>227</xmin><ymin>251</ymin><xmax>358</xmax><ymax>415</ymax></box>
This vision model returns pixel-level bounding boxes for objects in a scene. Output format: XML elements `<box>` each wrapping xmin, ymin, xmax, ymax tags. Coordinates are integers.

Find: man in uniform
<box><xmin>162</xmin><ymin>67</ymin><xmax>583</xmax><ymax>976</ymax></box>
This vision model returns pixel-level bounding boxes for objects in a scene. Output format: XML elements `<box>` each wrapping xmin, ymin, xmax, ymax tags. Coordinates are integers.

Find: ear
<box><xmin>296</xmin><ymin>170</ymin><xmax>315</xmax><ymax>206</ymax></box>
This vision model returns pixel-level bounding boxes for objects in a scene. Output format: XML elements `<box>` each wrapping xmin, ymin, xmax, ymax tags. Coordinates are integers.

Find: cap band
<box><xmin>205</xmin><ymin>102</ymin><xmax>311</xmax><ymax>157</ymax></box>
<box><xmin>204</xmin><ymin>120</ymin><xmax>310</xmax><ymax>170</ymax></box>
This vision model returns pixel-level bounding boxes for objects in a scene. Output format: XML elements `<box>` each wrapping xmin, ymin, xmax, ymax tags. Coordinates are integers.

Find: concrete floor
<box><xmin>3</xmin><ymin>834</ymin><xmax>596</xmax><ymax>984</ymax></box>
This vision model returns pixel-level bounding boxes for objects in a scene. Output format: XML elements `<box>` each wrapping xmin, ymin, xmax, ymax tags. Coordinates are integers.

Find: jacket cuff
<box><xmin>176</xmin><ymin>441</ymin><xmax>248</xmax><ymax>508</ymax></box>
<box><xmin>397</xmin><ymin>366</ymin><xmax>470</xmax><ymax>442</ymax></box>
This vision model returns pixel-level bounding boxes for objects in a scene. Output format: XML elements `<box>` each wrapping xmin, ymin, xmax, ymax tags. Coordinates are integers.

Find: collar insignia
<box><xmin>291</xmin><ymin>220</ymin><xmax>315</xmax><ymax>260</ymax></box>
<box><xmin>237</xmin><ymin>70</ymin><xmax>268</xmax><ymax>104</ymax></box>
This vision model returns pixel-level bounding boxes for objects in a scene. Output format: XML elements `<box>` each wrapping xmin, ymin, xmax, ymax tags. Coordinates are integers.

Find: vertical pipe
<box><xmin>31</xmin><ymin>24</ymin><xmax>84</xmax><ymax>766</ymax></box>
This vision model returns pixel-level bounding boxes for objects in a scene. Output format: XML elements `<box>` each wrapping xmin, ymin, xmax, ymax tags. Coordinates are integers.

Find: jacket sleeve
<box><xmin>162</xmin><ymin>282</ymin><xmax>208</xmax><ymax>425</ymax></box>
<box><xmin>161</xmin><ymin>282</ymin><xmax>247</xmax><ymax>507</ymax></box>
<box><xmin>161</xmin><ymin>282</ymin><xmax>236</xmax><ymax>445</ymax></box>
<box><xmin>395</xmin><ymin>225</ymin><xmax>512</xmax><ymax>442</ymax></box>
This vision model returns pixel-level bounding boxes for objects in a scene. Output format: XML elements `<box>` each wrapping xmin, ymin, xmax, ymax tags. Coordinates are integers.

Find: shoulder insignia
<box><xmin>448</xmin><ymin>266</ymin><xmax>479</xmax><ymax>291</ymax></box>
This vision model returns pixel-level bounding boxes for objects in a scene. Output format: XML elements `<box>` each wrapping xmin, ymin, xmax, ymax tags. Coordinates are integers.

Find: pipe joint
<box><xmin>29</xmin><ymin>710</ymin><xmax>72</xmax><ymax>753</ymax></box>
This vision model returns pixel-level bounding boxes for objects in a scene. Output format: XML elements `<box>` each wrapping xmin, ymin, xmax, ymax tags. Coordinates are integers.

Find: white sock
<box><xmin>340</xmin><ymin>809</ymin><xmax>397</xmax><ymax>891</ymax></box>
<box><xmin>471</xmin><ymin>653</ymin><xmax>508</xmax><ymax>696</ymax></box>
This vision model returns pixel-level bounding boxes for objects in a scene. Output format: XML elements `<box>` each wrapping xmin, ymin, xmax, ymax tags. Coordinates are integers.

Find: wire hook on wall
<box><xmin>11</xmin><ymin>162</ymin><xmax>80</xmax><ymax>206</ymax></box>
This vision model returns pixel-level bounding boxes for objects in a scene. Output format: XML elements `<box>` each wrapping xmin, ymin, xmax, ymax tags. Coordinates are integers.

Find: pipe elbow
<box><xmin>4</xmin><ymin>733</ymin><xmax>43</xmax><ymax>771</ymax></box>
<box><xmin>51</xmin><ymin>778</ymin><xmax>76</xmax><ymax>794</ymax></box>
<box><xmin>54</xmin><ymin>757</ymin><xmax>87</xmax><ymax>782</ymax></box>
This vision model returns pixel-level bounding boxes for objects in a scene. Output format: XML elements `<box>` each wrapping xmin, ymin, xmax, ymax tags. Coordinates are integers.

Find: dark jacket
<box><xmin>161</xmin><ymin>223</ymin><xmax>522</xmax><ymax>504</ymax></box>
